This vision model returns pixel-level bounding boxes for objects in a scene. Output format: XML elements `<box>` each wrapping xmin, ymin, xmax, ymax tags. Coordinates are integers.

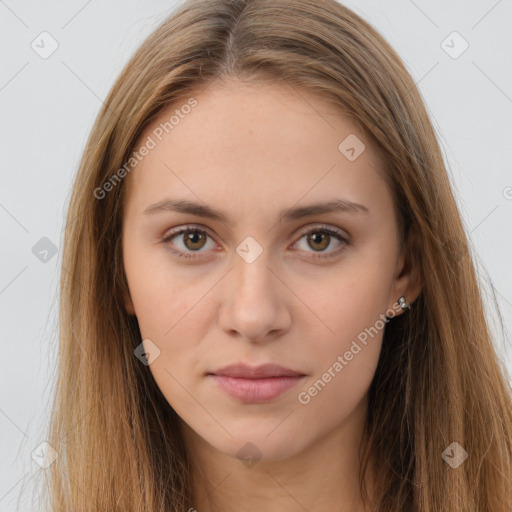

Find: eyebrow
<box><xmin>143</xmin><ymin>197</ymin><xmax>369</xmax><ymax>222</ymax></box>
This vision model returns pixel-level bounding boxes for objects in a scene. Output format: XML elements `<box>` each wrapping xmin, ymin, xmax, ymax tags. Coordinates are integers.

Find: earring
<box><xmin>385</xmin><ymin>296</ymin><xmax>412</xmax><ymax>320</ymax></box>
<box><xmin>398</xmin><ymin>296</ymin><xmax>411</xmax><ymax>310</ymax></box>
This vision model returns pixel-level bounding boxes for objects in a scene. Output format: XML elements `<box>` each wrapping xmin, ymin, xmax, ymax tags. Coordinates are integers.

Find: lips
<box><xmin>207</xmin><ymin>363</ymin><xmax>306</xmax><ymax>403</ymax></box>
<box><xmin>208</xmin><ymin>363</ymin><xmax>305</xmax><ymax>379</ymax></box>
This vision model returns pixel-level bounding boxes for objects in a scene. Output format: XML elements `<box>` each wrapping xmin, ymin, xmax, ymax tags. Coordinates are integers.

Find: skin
<box><xmin>121</xmin><ymin>78</ymin><xmax>421</xmax><ymax>512</ymax></box>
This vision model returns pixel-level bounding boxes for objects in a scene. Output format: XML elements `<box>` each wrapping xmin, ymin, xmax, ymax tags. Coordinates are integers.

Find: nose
<box><xmin>218</xmin><ymin>250</ymin><xmax>292</xmax><ymax>344</ymax></box>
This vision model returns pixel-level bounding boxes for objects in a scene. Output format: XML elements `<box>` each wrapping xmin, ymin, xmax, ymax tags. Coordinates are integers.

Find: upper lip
<box><xmin>208</xmin><ymin>363</ymin><xmax>305</xmax><ymax>379</ymax></box>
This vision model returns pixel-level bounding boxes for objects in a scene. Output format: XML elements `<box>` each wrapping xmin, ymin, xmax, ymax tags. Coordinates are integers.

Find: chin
<box><xmin>204</xmin><ymin>426</ymin><xmax>309</xmax><ymax>464</ymax></box>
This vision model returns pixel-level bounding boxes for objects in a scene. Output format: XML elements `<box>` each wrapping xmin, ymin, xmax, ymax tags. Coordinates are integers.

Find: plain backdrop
<box><xmin>1</xmin><ymin>0</ymin><xmax>511</xmax><ymax>510</ymax></box>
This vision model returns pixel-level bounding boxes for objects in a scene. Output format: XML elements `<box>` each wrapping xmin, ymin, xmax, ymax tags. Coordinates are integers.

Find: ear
<box><xmin>387</xmin><ymin>227</ymin><xmax>422</xmax><ymax>316</ymax></box>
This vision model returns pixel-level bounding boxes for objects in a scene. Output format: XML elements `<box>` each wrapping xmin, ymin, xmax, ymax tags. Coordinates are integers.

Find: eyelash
<box><xmin>160</xmin><ymin>224</ymin><xmax>350</xmax><ymax>261</ymax></box>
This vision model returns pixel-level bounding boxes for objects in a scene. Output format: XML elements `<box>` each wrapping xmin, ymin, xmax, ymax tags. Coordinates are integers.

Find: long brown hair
<box><xmin>41</xmin><ymin>0</ymin><xmax>512</xmax><ymax>510</ymax></box>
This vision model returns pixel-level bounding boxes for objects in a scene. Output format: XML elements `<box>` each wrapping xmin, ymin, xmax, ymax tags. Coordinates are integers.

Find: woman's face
<box><xmin>122</xmin><ymin>79</ymin><xmax>417</xmax><ymax>462</ymax></box>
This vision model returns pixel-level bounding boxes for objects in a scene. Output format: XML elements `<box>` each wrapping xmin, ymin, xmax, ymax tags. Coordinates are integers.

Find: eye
<box><xmin>161</xmin><ymin>225</ymin><xmax>216</xmax><ymax>259</ymax></box>
<box><xmin>160</xmin><ymin>224</ymin><xmax>350</xmax><ymax>261</ymax></box>
<box><xmin>292</xmin><ymin>224</ymin><xmax>349</xmax><ymax>261</ymax></box>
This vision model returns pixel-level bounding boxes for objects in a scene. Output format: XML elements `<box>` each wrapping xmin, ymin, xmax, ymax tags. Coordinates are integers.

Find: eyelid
<box><xmin>293</xmin><ymin>223</ymin><xmax>350</xmax><ymax>243</ymax></box>
<box><xmin>160</xmin><ymin>223</ymin><xmax>217</xmax><ymax>245</ymax></box>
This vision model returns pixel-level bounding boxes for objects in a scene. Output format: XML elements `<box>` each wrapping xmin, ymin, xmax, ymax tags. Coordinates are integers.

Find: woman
<box><xmin>43</xmin><ymin>0</ymin><xmax>512</xmax><ymax>510</ymax></box>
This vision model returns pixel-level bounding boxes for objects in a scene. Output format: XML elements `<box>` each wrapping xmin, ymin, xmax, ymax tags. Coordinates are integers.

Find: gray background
<box><xmin>1</xmin><ymin>0</ymin><xmax>511</xmax><ymax>510</ymax></box>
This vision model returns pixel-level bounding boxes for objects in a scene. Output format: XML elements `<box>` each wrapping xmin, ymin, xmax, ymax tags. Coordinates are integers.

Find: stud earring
<box><xmin>398</xmin><ymin>296</ymin><xmax>411</xmax><ymax>310</ymax></box>
<box><xmin>385</xmin><ymin>296</ymin><xmax>412</xmax><ymax>320</ymax></box>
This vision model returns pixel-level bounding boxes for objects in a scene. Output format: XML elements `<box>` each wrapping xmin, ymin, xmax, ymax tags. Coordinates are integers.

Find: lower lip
<box><xmin>208</xmin><ymin>375</ymin><xmax>305</xmax><ymax>403</ymax></box>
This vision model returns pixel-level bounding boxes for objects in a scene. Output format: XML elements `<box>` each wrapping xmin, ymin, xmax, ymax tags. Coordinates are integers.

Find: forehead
<box><xmin>123</xmin><ymin>79</ymin><xmax>390</xmax><ymax>221</ymax></box>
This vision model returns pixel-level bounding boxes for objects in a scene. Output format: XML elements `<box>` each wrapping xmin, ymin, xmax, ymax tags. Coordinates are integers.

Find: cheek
<box><xmin>295</xmin><ymin>258</ymin><xmax>390</xmax><ymax>401</ymax></box>
<box><xmin>123</xmin><ymin>242</ymin><xmax>194</xmax><ymax>332</ymax></box>
<box><xmin>132</xmin><ymin>278</ymin><xmax>207</xmax><ymax>413</ymax></box>
<box><xmin>133</xmin><ymin>281</ymin><xmax>204</xmax><ymax>346</ymax></box>
<box><xmin>302</xmin><ymin>263</ymin><xmax>391</xmax><ymax>348</ymax></box>
<box><xmin>124</xmin><ymin>260</ymin><xmax>214</xmax><ymax>391</ymax></box>
<box><xmin>296</xmin><ymin>292</ymin><xmax>385</xmax><ymax>421</ymax></box>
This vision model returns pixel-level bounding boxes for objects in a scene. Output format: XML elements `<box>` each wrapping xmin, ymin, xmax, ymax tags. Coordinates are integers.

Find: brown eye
<box><xmin>293</xmin><ymin>225</ymin><xmax>350</xmax><ymax>261</ymax></box>
<box><xmin>161</xmin><ymin>226</ymin><xmax>215</xmax><ymax>259</ymax></box>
